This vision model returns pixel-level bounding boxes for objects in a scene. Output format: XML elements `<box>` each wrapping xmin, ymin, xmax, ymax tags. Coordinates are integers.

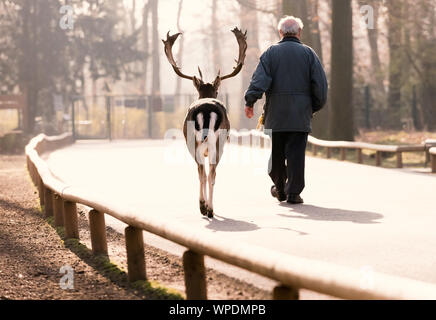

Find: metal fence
<box><xmin>70</xmin><ymin>93</ymin><xmax>230</xmax><ymax>140</ymax></box>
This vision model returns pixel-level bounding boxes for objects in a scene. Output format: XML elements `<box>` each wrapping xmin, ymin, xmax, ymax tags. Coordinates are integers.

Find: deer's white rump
<box><xmin>184</xmin><ymin>99</ymin><xmax>230</xmax><ymax>217</ymax></box>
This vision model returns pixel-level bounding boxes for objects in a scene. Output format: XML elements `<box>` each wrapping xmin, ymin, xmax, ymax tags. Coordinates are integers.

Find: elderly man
<box><xmin>244</xmin><ymin>16</ymin><xmax>328</xmax><ymax>204</ymax></box>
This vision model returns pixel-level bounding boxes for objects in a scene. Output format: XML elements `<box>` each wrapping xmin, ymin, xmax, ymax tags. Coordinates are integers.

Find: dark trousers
<box><xmin>268</xmin><ymin>132</ymin><xmax>308</xmax><ymax>196</ymax></box>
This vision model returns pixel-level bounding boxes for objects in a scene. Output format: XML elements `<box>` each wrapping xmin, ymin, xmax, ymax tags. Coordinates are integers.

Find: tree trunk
<box><xmin>240</xmin><ymin>0</ymin><xmax>260</xmax><ymax>130</ymax></box>
<box><xmin>282</xmin><ymin>0</ymin><xmax>312</xmax><ymax>45</ymax></box>
<box><xmin>282</xmin><ymin>0</ymin><xmax>323</xmax><ymax>56</ymax></box>
<box><xmin>386</xmin><ymin>0</ymin><xmax>403</xmax><ymax>129</ymax></box>
<box><xmin>413</xmin><ymin>0</ymin><xmax>436</xmax><ymax>131</ymax></box>
<box><xmin>92</xmin><ymin>77</ymin><xmax>97</xmax><ymax>108</ymax></box>
<box><xmin>211</xmin><ymin>0</ymin><xmax>221</xmax><ymax>73</ymax></box>
<box><xmin>358</xmin><ymin>0</ymin><xmax>385</xmax><ymax>127</ymax></box>
<box><xmin>175</xmin><ymin>0</ymin><xmax>184</xmax><ymax>100</ymax></box>
<box><xmin>308</xmin><ymin>0</ymin><xmax>323</xmax><ymax>62</ymax></box>
<box><xmin>130</xmin><ymin>0</ymin><xmax>136</xmax><ymax>32</ymax></box>
<box><xmin>365</xmin><ymin>0</ymin><xmax>383</xmax><ymax>90</ymax></box>
<box><xmin>420</xmin><ymin>40</ymin><xmax>436</xmax><ymax>131</ymax></box>
<box><xmin>141</xmin><ymin>1</ymin><xmax>150</xmax><ymax>95</ymax></box>
<box><xmin>150</xmin><ymin>0</ymin><xmax>161</xmax><ymax>138</ymax></box>
<box><xmin>329</xmin><ymin>0</ymin><xmax>354</xmax><ymax>141</ymax></box>
<box><xmin>19</xmin><ymin>0</ymin><xmax>38</xmax><ymax>134</ymax></box>
<box><xmin>307</xmin><ymin>0</ymin><xmax>328</xmax><ymax>139</ymax></box>
<box><xmin>151</xmin><ymin>0</ymin><xmax>160</xmax><ymax>98</ymax></box>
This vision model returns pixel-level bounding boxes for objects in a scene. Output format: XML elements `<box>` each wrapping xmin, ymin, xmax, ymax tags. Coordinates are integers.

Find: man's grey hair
<box><xmin>278</xmin><ymin>16</ymin><xmax>304</xmax><ymax>36</ymax></box>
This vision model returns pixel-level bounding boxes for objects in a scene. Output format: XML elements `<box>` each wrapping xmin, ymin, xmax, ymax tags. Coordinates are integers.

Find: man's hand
<box><xmin>245</xmin><ymin>106</ymin><xmax>254</xmax><ymax>119</ymax></box>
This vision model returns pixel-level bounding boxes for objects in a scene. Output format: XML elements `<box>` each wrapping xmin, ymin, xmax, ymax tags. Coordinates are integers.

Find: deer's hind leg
<box><xmin>206</xmin><ymin>163</ymin><xmax>217</xmax><ymax>218</ymax></box>
<box><xmin>197</xmin><ymin>164</ymin><xmax>208</xmax><ymax>216</ymax></box>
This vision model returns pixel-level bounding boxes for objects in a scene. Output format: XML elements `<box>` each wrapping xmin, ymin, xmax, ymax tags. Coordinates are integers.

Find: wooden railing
<box><xmin>430</xmin><ymin>147</ymin><xmax>436</xmax><ymax>173</ymax></box>
<box><xmin>228</xmin><ymin>129</ymin><xmax>272</xmax><ymax>149</ymax></box>
<box><xmin>25</xmin><ymin>133</ymin><xmax>436</xmax><ymax>299</ymax></box>
<box><xmin>229</xmin><ymin>130</ymin><xmax>436</xmax><ymax>171</ymax></box>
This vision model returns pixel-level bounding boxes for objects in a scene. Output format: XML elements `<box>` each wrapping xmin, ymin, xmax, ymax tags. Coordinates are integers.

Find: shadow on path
<box><xmin>204</xmin><ymin>214</ymin><xmax>260</xmax><ymax>232</ymax></box>
<box><xmin>205</xmin><ymin>214</ymin><xmax>308</xmax><ymax>235</ymax></box>
<box><xmin>278</xmin><ymin>203</ymin><xmax>383</xmax><ymax>224</ymax></box>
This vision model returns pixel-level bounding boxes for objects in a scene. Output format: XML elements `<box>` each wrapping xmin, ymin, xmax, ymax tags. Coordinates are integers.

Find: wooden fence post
<box><xmin>340</xmin><ymin>148</ymin><xmax>346</xmax><ymax>161</ymax></box>
<box><xmin>26</xmin><ymin>156</ymin><xmax>30</xmax><ymax>177</ymax></box>
<box><xmin>63</xmin><ymin>201</ymin><xmax>79</xmax><ymax>239</ymax></box>
<box><xmin>38</xmin><ymin>176</ymin><xmax>44</xmax><ymax>207</ymax></box>
<box><xmin>376</xmin><ymin>151</ymin><xmax>382</xmax><ymax>166</ymax></box>
<box><xmin>53</xmin><ymin>194</ymin><xmax>64</xmax><ymax>226</ymax></box>
<box><xmin>125</xmin><ymin>226</ymin><xmax>146</xmax><ymax>282</ymax></box>
<box><xmin>356</xmin><ymin>149</ymin><xmax>363</xmax><ymax>164</ymax></box>
<box><xmin>273</xmin><ymin>284</ymin><xmax>299</xmax><ymax>300</ymax></box>
<box><xmin>396</xmin><ymin>152</ymin><xmax>403</xmax><ymax>168</ymax></box>
<box><xmin>29</xmin><ymin>162</ymin><xmax>35</xmax><ymax>184</ymax></box>
<box><xmin>44</xmin><ymin>187</ymin><xmax>53</xmax><ymax>218</ymax></box>
<box><xmin>183</xmin><ymin>250</ymin><xmax>207</xmax><ymax>300</ymax></box>
<box><xmin>89</xmin><ymin>209</ymin><xmax>108</xmax><ymax>255</ymax></box>
<box><xmin>326</xmin><ymin>147</ymin><xmax>331</xmax><ymax>159</ymax></box>
<box><xmin>432</xmin><ymin>154</ymin><xmax>436</xmax><ymax>173</ymax></box>
<box><xmin>425</xmin><ymin>149</ymin><xmax>430</xmax><ymax>167</ymax></box>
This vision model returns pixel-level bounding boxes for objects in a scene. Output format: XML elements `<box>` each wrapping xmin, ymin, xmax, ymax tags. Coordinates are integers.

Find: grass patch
<box><xmin>356</xmin><ymin>130</ymin><xmax>436</xmax><ymax>145</ymax></box>
<box><xmin>0</xmin><ymin>110</ymin><xmax>19</xmax><ymax>136</ymax></box>
<box><xmin>45</xmin><ymin>215</ymin><xmax>184</xmax><ymax>300</ymax></box>
<box><xmin>131</xmin><ymin>280</ymin><xmax>184</xmax><ymax>300</ymax></box>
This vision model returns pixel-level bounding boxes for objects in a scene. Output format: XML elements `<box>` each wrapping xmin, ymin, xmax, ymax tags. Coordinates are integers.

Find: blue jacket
<box><xmin>245</xmin><ymin>37</ymin><xmax>328</xmax><ymax>132</ymax></box>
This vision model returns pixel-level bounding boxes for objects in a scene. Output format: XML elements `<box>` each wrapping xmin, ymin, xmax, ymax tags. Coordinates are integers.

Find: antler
<box><xmin>162</xmin><ymin>32</ymin><xmax>194</xmax><ymax>80</ymax></box>
<box><xmin>163</xmin><ymin>28</ymin><xmax>247</xmax><ymax>83</ymax></box>
<box><xmin>219</xmin><ymin>27</ymin><xmax>247</xmax><ymax>81</ymax></box>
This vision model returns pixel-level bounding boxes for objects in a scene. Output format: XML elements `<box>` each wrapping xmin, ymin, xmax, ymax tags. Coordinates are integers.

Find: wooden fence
<box><xmin>25</xmin><ymin>133</ymin><xmax>436</xmax><ymax>300</ymax></box>
<box><xmin>229</xmin><ymin>130</ymin><xmax>436</xmax><ymax>172</ymax></box>
<box><xmin>430</xmin><ymin>147</ymin><xmax>436</xmax><ymax>174</ymax></box>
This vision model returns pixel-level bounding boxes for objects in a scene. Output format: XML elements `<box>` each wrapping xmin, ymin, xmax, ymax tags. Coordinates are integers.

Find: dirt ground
<box><xmin>0</xmin><ymin>155</ymin><xmax>271</xmax><ymax>300</ymax></box>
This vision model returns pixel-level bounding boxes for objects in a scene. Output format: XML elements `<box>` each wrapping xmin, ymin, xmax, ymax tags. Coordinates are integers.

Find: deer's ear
<box><xmin>193</xmin><ymin>76</ymin><xmax>203</xmax><ymax>90</ymax></box>
<box><xmin>212</xmin><ymin>76</ymin><xmax>221</xmax><ymax>90</ymax></box>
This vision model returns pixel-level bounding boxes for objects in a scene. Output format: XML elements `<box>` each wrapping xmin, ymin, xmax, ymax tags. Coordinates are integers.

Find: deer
<box><xmin>162</xmin><ymin>27</ymin><xmax>247</xmax><ymax>218</ymax></box>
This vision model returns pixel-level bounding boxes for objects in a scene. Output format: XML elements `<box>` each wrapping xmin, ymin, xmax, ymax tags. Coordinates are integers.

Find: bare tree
<box><xmin>386</xmin><ymin>0</ymin><xmax>403</xmax><ymax>129</ymax></box>
<box><xmin>357</xmin><ymin>0</ymin><xmax>385</xmax><ymax>127</ymax></box>
<box><xmin>405</xmin><ymin>0</ymin><xmax>436</xmax><ymax>130</ymax></box>
<box><xmin>308</xmin><ymin>0</ymin><xmax>323</xmax><ymax>63</ymax></box>
<box><xmin>239</xmin><ymin>0</ymin><xmax>260</xmax><ymax>129</ymax></box>
<box><xmin>141</xmin><ymin>0</ymin><xmax>150</xmax><ymax>95</ymax></box>
<box><xmin>211</xmin><ymin>0</ymin><xmax>222</xmax><ymax>72</ymax></box>
<box><xmin>329</xmin><ymin>0</ymin><xmax>354</xmax><ymax>141</ymax></box>
<box><xmin>150</xmin><ymin>0</ymin><xmax>160</xmax><ymax>100</ymax></box>
<box><xmin>281</xmin><ymin>0</ymin><xmax>322</xmax><ymax>59</ymax></box>
<box><xmin>310</xmin><ymin>0</ymin><xmax>328</xmax><ymax>139</ymax></box>
<box><xmin>282</xmin><ymin>0</ymin><xmax>312</xmax><ymax>45</ymax></box>
<box><xmin>360</xmin><ymin>0</ymin><xmax>383</xmax><ymax>88</ymax></box>
<box><xmin>130</xmin><ymin>0</ymin><xmax>136</xmax><ymax>32</ymax></box>
<box><xmin>149</xmin><ymin>0</ymin><xmax>162</xmax><ymax>138</ymax></box>
<box><xmin>174</xmin><ymin>0</ymin><xmax>184</xmax><ymax>99</ymax></box>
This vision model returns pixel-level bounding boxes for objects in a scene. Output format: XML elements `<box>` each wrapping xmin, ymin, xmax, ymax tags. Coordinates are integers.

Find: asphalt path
<box><xmin>45</xmin><ymin>139</ymin><xmax>436</xmax><ymax>299</ymax></box>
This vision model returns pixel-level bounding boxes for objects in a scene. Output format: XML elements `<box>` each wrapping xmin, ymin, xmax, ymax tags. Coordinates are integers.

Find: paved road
<box><xmin>45</xmin><ymin>139</ymin><xmax>436</xmax><ymax>298</ymax></box>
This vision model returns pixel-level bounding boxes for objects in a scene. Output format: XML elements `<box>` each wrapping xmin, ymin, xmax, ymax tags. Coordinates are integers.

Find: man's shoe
<box><xmin>287</xmin><ymin>194</ymin><xmax>304</xmax><ymax>204</ymax></box>
<box><xmin>271</xmin><ymin>185</ymin><xmax>286</xmax><ymax>202</ymax></box>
